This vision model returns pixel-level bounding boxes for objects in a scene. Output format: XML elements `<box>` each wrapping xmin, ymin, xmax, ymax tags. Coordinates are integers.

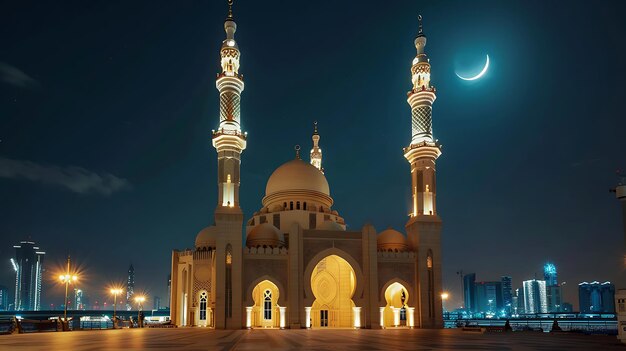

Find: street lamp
<box><xmin>134</xmin><ymin>295</ymin><xmax>146</xmax><ymax>327</ymax></box>
<box><xmin>110</xmin><ymin>288</ymin><xmax>123</xmax><ymax>324</ymax></box>
<box><xmin>59</xmin><ymin>256</ymin><xmax>78</xmax><ymax>321</ymax></box>
<box><xmin>441</xmin><ymin>292</ymin><xmax>449</xmax><ymax>314</ymax></box>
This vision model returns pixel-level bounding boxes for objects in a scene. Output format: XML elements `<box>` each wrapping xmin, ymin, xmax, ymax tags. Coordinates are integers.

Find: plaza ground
<box><xmin>0</xmin><ymin>328</ymin><xmax>623</xmax><ymax>350</ymax></box>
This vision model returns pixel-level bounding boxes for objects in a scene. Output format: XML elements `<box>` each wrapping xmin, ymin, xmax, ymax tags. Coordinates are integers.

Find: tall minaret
<box><xmin>211</xmin><ymin>0</ymin><xmax>245</xmax><ymax>330</ymax></box>
<box><xmin>404</xmin><ymin>15</ymin><xmax>443</xmax><ymax>329</ymax></box>
<box><xmin>310</xmin><ymin>121</ymin><xmax>323</xmax><ymax>173</ymax></box>
<box><xmin>212</xmin><ymin>0</ymin><xmax>246</xmax><ymax>209</ymax></box>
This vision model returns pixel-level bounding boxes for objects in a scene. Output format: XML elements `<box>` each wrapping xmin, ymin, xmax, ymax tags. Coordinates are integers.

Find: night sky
<box><xmin>1</xmin><ymin>1</ymin><xmax>625</xmax><ymax>310</ymax></box>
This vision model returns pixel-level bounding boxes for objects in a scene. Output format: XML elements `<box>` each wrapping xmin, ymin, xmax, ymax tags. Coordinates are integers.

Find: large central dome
<box><xmin>265</xmin><ymin>158</ymin><xmax>330</xmax><ymax>196</ymax></box>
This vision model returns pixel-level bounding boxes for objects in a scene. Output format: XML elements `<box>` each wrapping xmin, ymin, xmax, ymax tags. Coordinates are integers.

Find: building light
<box><xmin>10</xmin><ymin>258</ymin><xmax>18</xmax><ymax>272</ymax></box>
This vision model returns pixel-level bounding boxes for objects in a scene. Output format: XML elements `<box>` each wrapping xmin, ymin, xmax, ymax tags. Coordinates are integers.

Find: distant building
<box><xmin>463</xmin><ymin>273</ymin><xmax>476</xmax><ymax>313</ymax></box>
<box><xmin>501</xmin><ymin>276</ymin><xmax>512</xmax><ymax>313</ymax></box>
<box><xmin>11</xmin><ymin>240</ymin><xmax>45</xmax><ymax>311</ymax></box>
<box><xmin>154</xmin><ymin>296</ymin><xmax>161</xmax><ymax>310</ymax></box>
<box><xmin>544</xmin><ymin>263</ymin><xmax>558</xmax><ymax>286</ymax></box>
<box><xmin>126</xmin><ymin>264</ymin><xmax>135</xmax><ymax>311</ymax></box>
<box><xmin>523</xmin><ymin>279</ymin><xmax>547</xmax><ymax>314</ymax></box>
<box><xmin>512</xmin><ymin>288</ymin><xmax>523</xmax><ymax>314</ymax></box>
<box><xmin>579</xmin><ymin>281</ymin><xmax>615</xmax><ymax>313</ymax></box>
<box><xmin>0</xmin><ymin>285</ymin><xmax>8</xmax><ymax>311</ymax></box>
<box><xmin>167</xmin><ymin>274</ymin><xmax>171</xmax><ymax>309</ymax></box>
<box><xmin>546</xmin><ymin>285</ymin><xmax>562</xmax><ymax>312</ymax></box>
<box><xmin>474</xmin><ymin>281</ymin><xmax>503</xmax><ymax>314</ymax></box>
<box><xmin>561</xmin><ymin>302</ymin><xmax>573</xmax><ymax>312</ymax></box>
<box><xmin>74</xmin><ymin>289</ymin><xmax>84</xmax><ymax>310</ymax></box>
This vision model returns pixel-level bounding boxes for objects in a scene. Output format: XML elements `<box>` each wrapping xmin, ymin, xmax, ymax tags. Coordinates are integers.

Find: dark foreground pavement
<box><xmin>0</xmin><ymin>328</ymin><xmax>624</xmax><ymax>350</ymax></box>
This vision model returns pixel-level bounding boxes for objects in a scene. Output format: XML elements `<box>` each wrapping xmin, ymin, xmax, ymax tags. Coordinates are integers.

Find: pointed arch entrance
<box><xmin>250</xmin><ymin>280</ymin><xmax>280</xmax><ymax>328</ymax></box>
<box><xmin>381</xmin><ymin>281</ymin><xmax>414</xmax><ymax>328</ymax></box>
<box><xmin>310</xmin><ymin>255</ymin><xmax>356</xmax><ymax>328</ymax></box>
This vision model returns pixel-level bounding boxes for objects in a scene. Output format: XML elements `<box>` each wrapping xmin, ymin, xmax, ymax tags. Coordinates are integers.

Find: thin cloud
<box><xmin>0</xmin><ymin>62</ymin><xmax>39</xmax><ymax>88</ymax></box>
<box><xmin>0</xmin><ymin>157</ymin><xmax>131</xmax><ymax>195</ymax></box>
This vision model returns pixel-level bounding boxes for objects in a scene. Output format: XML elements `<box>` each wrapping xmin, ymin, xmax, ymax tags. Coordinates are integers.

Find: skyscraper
<box><xmin>474</xmin><ymin>281</ymin><xmax>503</xmax><ymax>314</ymax></box>
<box><xmin>501</xmin><ymin>276</ymin><xmax>512</xmax><ymax>314</ymax></box>
<box><xmin>523</xmin><ymin>279</ymin><xmax>547</xmax><ymax>314</ymax></box>
<box><xmin>579</xmin><ymin>281</ymin><xmax>615</xmax><ymax>313</ymax></box>
<box><xmin>154</xmin><ymin>296</ymin><xmax>161</xmax><ymax>310</ymax></box>
<box><xmin>0</xmin><ymin>285</ymin><xmax>8</xmax><ymax>311</ymax></box>
<box><xmin>463</xmin><ymin>273</ymin><xmax>476</xmax><ymax>313</ymax></box>
<box><xmin>126</xmin><ymin>264</ymin><xmax>135</xmax><ymax>310</ymax></box>
<box><xmin>11</xmin><ymin>240</ymin><xmax>45</xmax><ymax>311</ymax></box>
<box><xmin>544</xmin><ymin>263</ymin><xmax>558</xmax><ymax>286</ymax></box>
<box><xmin>74</xmin><ymin>288</ymin><xmax>84</xmax><ymax>310</ymax></box>
<box><xmin>167</xmin><ymin>274</ymin><xmax>171</xmax><ymax>309</ymax></box>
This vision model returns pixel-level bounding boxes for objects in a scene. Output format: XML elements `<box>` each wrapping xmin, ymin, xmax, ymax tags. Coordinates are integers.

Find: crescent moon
<box><xmin>456</xmin><ymin>55</ymin><xmax>489</xmax><ymax>81</ymax></box>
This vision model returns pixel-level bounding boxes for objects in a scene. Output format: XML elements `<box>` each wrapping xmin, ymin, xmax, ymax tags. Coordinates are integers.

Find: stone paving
<box><xmin>0</xmin><ymin>328</ymin><xmax>624</xmax><ymax>351</ymax></box>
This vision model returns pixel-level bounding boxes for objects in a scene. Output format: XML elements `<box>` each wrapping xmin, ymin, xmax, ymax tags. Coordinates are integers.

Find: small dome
<box><xmin>317</xmin><ymin>220</ymin><xmax>345</xmax><ymax>231</ymax></box>
<box><xmin>246</xmin><ymin>223</ymin><xmax>284</xmax><ymax>248</ymax></box>
<box><xmin>265</xmin><ymin>159</ymin><xmax>330</xmax><ymax>196</ymax></box>
<box><xmin>377</xmin><ymin>228</ymin><xmax>408</xmax><ymax>251</ymax></box>
<box><xmin>195</xmin><ymin>226</ymin><xmax>217</xmax><ymax>248</ymax></box>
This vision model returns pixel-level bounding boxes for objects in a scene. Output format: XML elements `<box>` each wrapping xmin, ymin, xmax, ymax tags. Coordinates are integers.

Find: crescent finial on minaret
<box><xmin>294</xmin><ymin>145</ymin><xmax>301</xmax><ymax>159</ymax></box>
<box><xmin>227</xmin><ymin>0</ymin><xmax>234</xmax><ymax>20</ymax></box>
<box><xmin>313</xmin><ymin>120</ymin><xmax>318</xmax><ymax>135</ymax></box>
<box><xmin>417</xmin><ymin>14</ymin><xmax>425</xmax><ymax>37</ymax></box>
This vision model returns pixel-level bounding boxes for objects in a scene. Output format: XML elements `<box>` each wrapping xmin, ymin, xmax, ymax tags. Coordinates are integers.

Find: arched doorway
<box><xmin>250</xmin><ymin>280</ymin><xmax>280</xmax><ymax>328</ymax></box>
<box><xmin>310</xmin><ymin>255</ymin><xmax>356</xmax><ymax>328</ymax></box>
<box><xmin>382</xmin><ymin>282</ymin><xmax>412</xmax><ymax>328</ymax></box>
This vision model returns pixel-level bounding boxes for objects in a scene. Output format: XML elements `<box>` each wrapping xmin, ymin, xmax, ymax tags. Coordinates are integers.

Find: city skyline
<box><xmin>1</xmin><ymin>1</ymin><xmax>625</xmax><ymax>311</ymax></box>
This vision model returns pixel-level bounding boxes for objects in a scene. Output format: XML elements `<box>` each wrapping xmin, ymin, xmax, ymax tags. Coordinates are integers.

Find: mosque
<box><xmin>170</xmin><ymin>2</ymin><xmax>444</xmax><ymax>330</ymax></box>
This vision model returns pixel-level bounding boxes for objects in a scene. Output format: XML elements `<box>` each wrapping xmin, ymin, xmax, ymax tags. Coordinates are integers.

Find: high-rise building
<box><xmin>501</xmin><ymin>276</ymin><xmax>512</xmax><ymax>313</ymax></box>
<box><xmin>74</xmin><ymin>288</ymin><xmax>84</xmax><ymax>310</ymax></box>
<box><xmin>11</xmin><ymin>240</ymin><xmax>45</xmax><ymax>311</ymax></box>
<box><xmin>0</xmin><ymin>285</ymin><xmax>8</xmax><ymax>311</ymax></box>
<box><xmin>523</xmin><ymin>279</ymin><xmax>547</xmax><ymax>314</ymax></box>
<box><xmin>463</xmin><ymin>273</ymin><xmax>476</xmax><ymax>313</ymax></box>
<box><xmin>154</xmin><ymin>296</ymin><xmax>161</xmax><ymax>310</ymax></box>
<box><xmin>126</xmin><ymin>264</ymin><xmax>135</xmax><ymax>310</ymax></box>
<box><xmin>512</xmin><ymin>288</ymin><xmax>523</xmax><ymax>314</ymax></box>
<box><xmin>474</xmin><ymin>281</ymin><xmax>503</xmax><ymax>314</ymax></box>
<box><xmin>546</xmin><ymin>285</ymin><xmax>562</xmax><ymax>312</ymax></box>
<box><xmin>544</xmin><ymin>263</ymin><xmax>558</xmax><ymax>286</ymax></box>
<box><xmin>579</xmin><ymin>281</ymin><xmax>615</xmax><ymax>313</ymax></box>
<box><xmin>167</xmin><ymin>274</ymin><xmax>171</xmax><ymax>309</ymax></box>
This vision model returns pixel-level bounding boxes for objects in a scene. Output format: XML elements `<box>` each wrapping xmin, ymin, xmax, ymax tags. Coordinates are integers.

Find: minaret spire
<box><xmin>310</xmin><ymin>121</ymin><xmax>323</xmax><ymax>173</ymax></box>
<box><xmin>404</xmin><ymin>15</ymin><xmax>441</xmax><ymax>217</ymax></box>
<box><xmin>212</xmin><ymin>0</ymin><xmax>246</xmax><ymax>209</ymax></box>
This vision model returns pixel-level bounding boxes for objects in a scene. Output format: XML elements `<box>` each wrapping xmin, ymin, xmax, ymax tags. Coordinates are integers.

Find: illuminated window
<box><xmin>226</xmin><ymin>246</ymin><xmax>232</xmax><ymax>318</ymax></box>
<box><xmin>199</xmin><ymin>291</ymin><xmax>207</xmax><ymax>321</ymax></box>
<box><xmin>427</xmin><ymin>250</ymin><xmax>434</xmax><ymax>318</ymax></box>
<box><xmin>263</xmin><ymin>290</ymin><xmax>272</xmax><ymax>320</ymax></box>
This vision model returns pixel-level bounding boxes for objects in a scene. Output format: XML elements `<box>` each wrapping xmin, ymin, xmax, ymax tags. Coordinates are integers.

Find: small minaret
<box><xmin>310</xmin><ymin>121</ymin><xmax>323</xmax><ymax>173</ymax></box>
<box><xmin>212</xmin><ymin>0</ymin><xmax>246</xmax><ymax>209</ymax></box>
<box><xmin>404</xmin><ymin>15</ymin><xmax>441</xmax><ymax>218</ymax></box>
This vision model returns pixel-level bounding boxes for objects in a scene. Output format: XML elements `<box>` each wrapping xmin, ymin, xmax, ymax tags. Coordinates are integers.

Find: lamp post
<box><xmin>134</xmin><ymin>295</ymin><xmax>146</xmax><ymax>327</ymax></box>
<box><xmin>441</xmin><ymin>292</ymin><xmax>449</xmax><ymax>312</ymax></box>
<box><xmin>59</xmin><ymin>256</ymin><xmax>78</xmax><ymax>321</ymax></box>
<box><xmin>110</xmin><ymin>288</ymin><xmax>123</xmax><ymax>324</ymax></box>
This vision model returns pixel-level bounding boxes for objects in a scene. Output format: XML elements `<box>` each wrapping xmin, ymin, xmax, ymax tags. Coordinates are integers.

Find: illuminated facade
<box><xmin>522</xmin><ymin>279</ymin><xmax>547</xmax><ymax>314</ymax></box>
<box><xmin>12</xmin><ymin>241</ymin><xmax>45</xmax><ymax>311</ymax></box>
<box><xmin>126</xmin><ymin>264</ymin><xmax>135</xmax><ymax>311</ymax></box>
<box><xmin>169</xmin><ymin>2</ymin><xmax>444</xmax><ymax>329</ymax></box>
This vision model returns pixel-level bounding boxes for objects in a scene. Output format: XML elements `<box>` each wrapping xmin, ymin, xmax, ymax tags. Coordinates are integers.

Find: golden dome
<box><xmin>246</xmin><ymin>223</ymin><xmax>284</xmax><ymax>248</ymax></box>
<box><xmin>377</xmin><ymin>228</ymin><xmax>408</xmax><ymax>251</ymax></box>
<box><xmin>195</xmin><ymin>226</ymin><xmax>217</xmax><ymax>249</ymax></box>
<box><xmin>265</xmin><ymin>159</ymin><xmax>330</xmax><ymax>197</ymax></box>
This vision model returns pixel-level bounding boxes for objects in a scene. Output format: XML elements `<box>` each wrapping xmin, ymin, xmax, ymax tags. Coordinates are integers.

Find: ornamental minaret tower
<box><xmin>404</xmin><ymin>15</ymin><xmax>443</xmax><ymax>329</ymax></box>
<box><xmin>211</xmin><ymin>0</ymin><xmax>245</xmax><ymax>330</ymax></box>
<box><xmin>310</xmin><ymin>121</ymin><xmax>323</xmax><ymax>173</ymax></box>
<box><xmin>212</xmin><ymin>0</ymin><xmax>246</xmax><ymax>209</ymax></box>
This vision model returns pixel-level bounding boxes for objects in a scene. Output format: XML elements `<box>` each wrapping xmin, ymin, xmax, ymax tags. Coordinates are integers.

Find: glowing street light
<box><xmin>59</xmin><ymin>256</ymin><xmax>78</xmax><ymax>321</ymax></box>
<box><xmin>110</xmin><ymin>288</ymin><xmax>124</xmax><ymax>323</ymax></box>
<box><xmin>441</xmin><ymin>292</ymin><xmax>449</xmax><ymax>312</ymax></box>
<box><xmin>134</xmin><ymin>295</ymin><xmax>146</xmax><ymax>328</ymax></box>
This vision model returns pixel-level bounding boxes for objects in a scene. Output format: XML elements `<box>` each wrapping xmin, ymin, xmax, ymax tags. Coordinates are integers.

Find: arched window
<box><xmin>303</xmin><ymin>202</ymin><xmax>307</xmax><ymax>210</ymax></box>
<box><xmin>199</xmin><ymin>291</ymin><xmax>208</xmax><ymax>321</ymax></box>
<box><xmin>283</xmin><ymin>202</ymin><xmax>287</xmax><ymax>209</ymax></box>
<box><xmin>226</xmin><ymin>245</ymin><xmax>233</xmax><ymax>318</ymax></box>
<box><xmin>296</xmin><ymin>201</ymin><xmax>301</xmax><ymax>210</ymax></box>
<box><xmin>263</xmin><ymin>290</ymin><xmax>272</xmax><ymax>320</ymax></box>
<box><xmin>290</xmin><ymin>202</ymin><xmax>293</xmax><ymax>210</ymax></box>
<box><xmin>427</xmin><ymin>249</ymin><xmax>434</xmax><ymax>318</ymax></box>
